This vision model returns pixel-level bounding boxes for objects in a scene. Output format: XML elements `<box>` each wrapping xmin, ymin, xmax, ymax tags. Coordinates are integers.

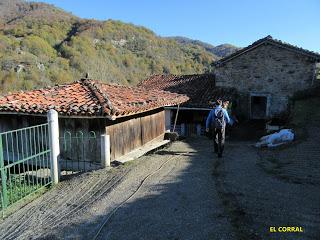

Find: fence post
<box><xmin>181</xmin><ymin>123</ymin><xmax>186</xmax><ymax>136</ymax></box>
<box><xmin>101</xmin><ymin>135</ymin><xmax>110</xmax><ymax>168</ymax></box>
<box><xmin>196</xmin><ymin>124</ymin><xmax>202</xmax><ymax>136</ymax></box>
<box><xmin>165</xmin><ymin>109</ymin><xmax>171</xmax><ymax>132</ymax></box>
<box><xmin>0</xmin><ymin>136</ymin><xmax>8</xmax><ymax>209</ymax></box>
<box><xmin>47</xmin><ymin>109</ymin><xmax>60</xmax><ymax>184</ymax></box>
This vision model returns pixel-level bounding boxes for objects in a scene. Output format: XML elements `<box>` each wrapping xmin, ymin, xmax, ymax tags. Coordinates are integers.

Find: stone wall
<box><xmin>215</xmin><ymin>43</ymin><xmax>317</xmax><ymax>118</ymax></box>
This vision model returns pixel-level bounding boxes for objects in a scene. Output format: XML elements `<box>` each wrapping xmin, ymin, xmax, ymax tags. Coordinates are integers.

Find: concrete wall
<box><xmin>215</xmin><ymin>43</ymin><xmax>317</xmax><ymax>118</ymax></box>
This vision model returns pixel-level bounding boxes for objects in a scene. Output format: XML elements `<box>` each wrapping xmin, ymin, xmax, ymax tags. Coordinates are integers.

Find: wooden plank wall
<box><xmin>0</xmin><ymin>115</ymin><xmax>106</xmax><ymax>164</ymax></box>
<box><xmin>58</xmin><ymin>118</ymin><xmax>107</xmax><ymax>164</ymax></box>
<box><xmin>106</xmin><ymin>110</ymin><xmax>165</xmax><ymax>160</ymax></box>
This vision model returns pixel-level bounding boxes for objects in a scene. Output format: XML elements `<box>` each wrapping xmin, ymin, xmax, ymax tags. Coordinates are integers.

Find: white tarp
<box><xmin>255</xmin><ymin>129</ymin><xmax>294</xmax><ymax>148</ymax></box>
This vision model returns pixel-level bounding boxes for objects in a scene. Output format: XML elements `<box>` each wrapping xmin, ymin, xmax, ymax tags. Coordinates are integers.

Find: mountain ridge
<box><xmin>0</xmin><ymin>0</ymin><xmax>239</xmax><ymax>94</ymax></box>
<box><xmin>165</xmin><ymin>36</ymin><xmax>240</xmax><ymax>58</ymax></box>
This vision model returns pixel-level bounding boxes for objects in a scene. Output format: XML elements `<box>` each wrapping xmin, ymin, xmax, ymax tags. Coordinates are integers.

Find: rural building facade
<box><xmin>214</xmin><ymin>35</ymin><xmax>320</xmax><ymax>119</ymax></box>
<box><xmin>139</xmin><ymin>74</ymin><xmax>237</xmax><ymax>136</ymax></box>
<box><xmin>0</xmin><ymin>79</ymin><xmax>188</xmax><ymax>164</ymax></box>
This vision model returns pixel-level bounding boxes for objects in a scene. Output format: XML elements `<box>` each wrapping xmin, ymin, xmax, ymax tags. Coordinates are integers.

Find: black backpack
<box><xmin>213</xmin><ymin>109</ymin><xmax>225</xmax><ymax>130</ymax></box>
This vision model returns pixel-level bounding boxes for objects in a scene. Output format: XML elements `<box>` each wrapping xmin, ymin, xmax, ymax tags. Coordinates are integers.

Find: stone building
<box><xmin>214</xmin><ymin>35</ymin><xmax>320</xmax><ymax>119</ymax></box>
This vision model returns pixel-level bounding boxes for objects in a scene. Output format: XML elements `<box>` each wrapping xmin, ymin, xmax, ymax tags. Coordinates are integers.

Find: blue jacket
<box><xmin>206</xmin><ymin>106</ymin><xmax>231</xmax><ymax>129</ymax></box>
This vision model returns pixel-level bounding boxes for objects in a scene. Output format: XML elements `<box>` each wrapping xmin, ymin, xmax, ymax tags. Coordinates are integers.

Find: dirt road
<box><xmin>0</xmin><ymin>133</ymin><xmax>319</xmax><ymax>240</ymax></box>
<box><xmin>0</xmin><ymin>139</ymin><xmax>235</xmax><ymax>240</ymax></box>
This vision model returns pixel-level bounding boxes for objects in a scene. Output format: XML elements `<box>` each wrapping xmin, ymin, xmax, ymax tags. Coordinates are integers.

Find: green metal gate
<box><xmin>0</xmin><ymin>123</ymin><xmax>52</xmax><ymax>217</ymax></box>
<box><xmin>59</xmin><ymin>131</ymin><xmax>100</xmax><ymax>176</ymax></box>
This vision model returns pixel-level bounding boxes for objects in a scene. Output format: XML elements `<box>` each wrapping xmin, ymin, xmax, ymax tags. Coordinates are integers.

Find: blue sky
<box><xmin>31</xmin><ymin>0</ymin><xmax>320</xmax><ymax>52</ymax></box>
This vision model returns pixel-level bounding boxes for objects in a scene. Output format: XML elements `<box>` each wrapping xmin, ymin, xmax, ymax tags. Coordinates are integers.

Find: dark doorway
<box><xmin>251</xmin><ymin>96</ymin><xmax>267</xmax><ymax>119</ymax></box>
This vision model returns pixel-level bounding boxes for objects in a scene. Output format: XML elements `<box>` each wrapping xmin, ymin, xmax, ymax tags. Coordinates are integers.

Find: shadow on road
<box><xmin>41</xmin><ymin>138</ymin><xmax>241</xmax><ymax>240</ymax></box>
<box><xmin>10</xmin><ymin>132</ymin><xmax>319</xmax><ymax>240</ymax></box>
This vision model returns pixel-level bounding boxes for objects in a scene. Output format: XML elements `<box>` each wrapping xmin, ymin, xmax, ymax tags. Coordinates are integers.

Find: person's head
<box><xmin>208</xmin><ymin>100</ymin><xmax>216</xmax><ymax>108</ymax></box>
<box><xmin>216</xmin><ymin>99</ymin><xmax>222</xmax><ymax>106</ymax></box>
<box><xmin>223</xmin><ymin>100</ymin><xmax>229</xmax><ymax>109</ymax></box>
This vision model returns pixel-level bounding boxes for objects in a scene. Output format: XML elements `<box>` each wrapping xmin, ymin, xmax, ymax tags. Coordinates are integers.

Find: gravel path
<box><xmin>0</xmin><ymin>139</ymin><xmax>235</xmax><ymax>240</ymax></box>
<box><xmin>0</xmin><ymin>132</ymin><xmax>319</xmax><ymax>240</ymax></box>
<box><xmin>214</xmin><ymin>127</ymin><xmax>320</xmax><ymax>239</ymax></box>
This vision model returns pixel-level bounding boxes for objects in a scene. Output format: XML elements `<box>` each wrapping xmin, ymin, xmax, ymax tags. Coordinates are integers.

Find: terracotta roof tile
<box><xmin>138</xmin><ymin>74</ymin><xmax>237</xmax><ymax>108</ymax></box>
<box><xmin>0</xmin><ymin>79</ymin><xmax>188</xmax><ymax>119</ymax></box>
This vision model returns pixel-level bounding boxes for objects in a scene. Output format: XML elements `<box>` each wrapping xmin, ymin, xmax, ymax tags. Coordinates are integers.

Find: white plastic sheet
<box><xmin>255</xmin><ymin>129</ymin><xmax>294</xmax><ymax>148</ymax></box>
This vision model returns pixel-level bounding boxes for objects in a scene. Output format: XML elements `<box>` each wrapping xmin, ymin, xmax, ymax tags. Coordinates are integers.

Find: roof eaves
<box><xmin>267</xmin><ymin>39</ymin><xmax>320</xmax><ymax>60</ymax></box>
<box><xmin>111</xmin><ymin>101</ymin><xmax>187</xmax><ymax>119</ymax></box>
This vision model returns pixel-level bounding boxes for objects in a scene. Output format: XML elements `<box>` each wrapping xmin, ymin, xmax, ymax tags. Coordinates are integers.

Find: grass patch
<box><xmin>291</xmin><ymin>96</ymin><xmax>320</xmax><ymax>126</ymax></box>
<box><xmin>287</xmin><ymin>96</ymin><xmax>320</xmax><ymax>140</ymax></box>
<box><xmin>1</xmin><ymin>186</ymin><xmax>49</xmax><ymax>219</ymax></box>
<box><xmin>122</xmin><ymin>160</ymin><xmax>135</xmax><ymax>166</ymax></box>
<box><xmin>1</xmin><ymin>174</ymin><xmax>50</xmax><ymax>217</ymax></box>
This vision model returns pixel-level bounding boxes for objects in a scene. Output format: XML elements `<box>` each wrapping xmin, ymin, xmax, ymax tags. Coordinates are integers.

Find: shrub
<box><xmin>21</xmin><ymin>35</ymin><xmax>57</xmax><ymax>59</ymax></box>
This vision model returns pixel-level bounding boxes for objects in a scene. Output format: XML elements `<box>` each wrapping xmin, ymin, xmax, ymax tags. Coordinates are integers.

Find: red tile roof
<box><xmin>138</xmin><ymin>74</ymin><xmax>237</xmax><ymax>108</ymax></box>
<box><xmin>0</xmin><ymin>79</ymin><xmax>189</xmax><ymax>119</ymax></box>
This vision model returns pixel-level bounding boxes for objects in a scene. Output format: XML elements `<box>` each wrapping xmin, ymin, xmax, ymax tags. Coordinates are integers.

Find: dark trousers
<box><xmin>213</xmin><ymin>128</ymin><xmax>225</xmax><ymax>156</ymax></box>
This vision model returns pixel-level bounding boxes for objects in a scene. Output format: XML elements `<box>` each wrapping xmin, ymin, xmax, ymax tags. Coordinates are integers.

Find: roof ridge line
<box><xmin>265</xmin><ymin>37</ymin><xmax>320</xmax><ymax>56</ymax></box>
<box><xmin>214</xmin><ymin>35</ymin><xmax>320</xmax><ymax>66</ymax></box>
<box><xmin>80</xmin><ymin>78</ymin><xmax>116</xmax><ymax>116</ymax></box>
<box><xmin>138</xmin><ymin>73</ymin><xmax>215</xmax><ymax>86</ymax></box>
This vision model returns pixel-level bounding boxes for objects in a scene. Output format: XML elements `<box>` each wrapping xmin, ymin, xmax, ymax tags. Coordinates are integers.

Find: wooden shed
<box><xmin>0</xmin><ymin>78</ymin><xmax>188</xmax><ymax>164</ymax></box>
<box><xmin>139</xmin><ymin>74</ymin><xmax>237</xmax><ymax>136</ymax></box>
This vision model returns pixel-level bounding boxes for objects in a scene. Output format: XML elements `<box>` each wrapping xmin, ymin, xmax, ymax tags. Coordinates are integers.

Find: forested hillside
<box><xmin>167</xmin><ymin>36</ymin><xmax>240</xmax><ymax>58</ymax></box>
<box><xmin>0</xmin><ymin>0</ymin><xmax>233</xmax><ymax>93</ymax></box>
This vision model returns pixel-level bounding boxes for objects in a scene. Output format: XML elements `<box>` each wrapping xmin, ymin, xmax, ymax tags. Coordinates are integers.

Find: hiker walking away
<box><xmin>206</xmin><ymin>100</ymin><xmax>217</xmax><ymax>139</ymax></box>
<box><xmin>206</xmin><ymin>99</ymin><xmax>230</xmax><ymax>158</ymax></box>
<box><xmin>223</xmin><ymin>100</ymin><xmax>238</xmax><ymax>126</ymax></box>
<box><xmin>222</xmin><ymin>100</ymin><xmax>238</xmax><ymax>138</ymax></box>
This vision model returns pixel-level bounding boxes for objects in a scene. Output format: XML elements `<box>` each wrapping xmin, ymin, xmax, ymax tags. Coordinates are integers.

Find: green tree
<box><xmin>21</xmin><ymin>35</ymin><xmax>57</xmax><ymax>59</ymax></box>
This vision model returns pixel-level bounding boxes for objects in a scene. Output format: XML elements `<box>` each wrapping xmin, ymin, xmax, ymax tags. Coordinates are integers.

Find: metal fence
<box><xmin>0</xmin><ymin>123</ymin><xmax>52</xmax><ymax>217</ymax></box>
<box><xmin>59</xmin><ymin>131</ymin><xmax>100</xmax><ymax>175</ymax></box>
